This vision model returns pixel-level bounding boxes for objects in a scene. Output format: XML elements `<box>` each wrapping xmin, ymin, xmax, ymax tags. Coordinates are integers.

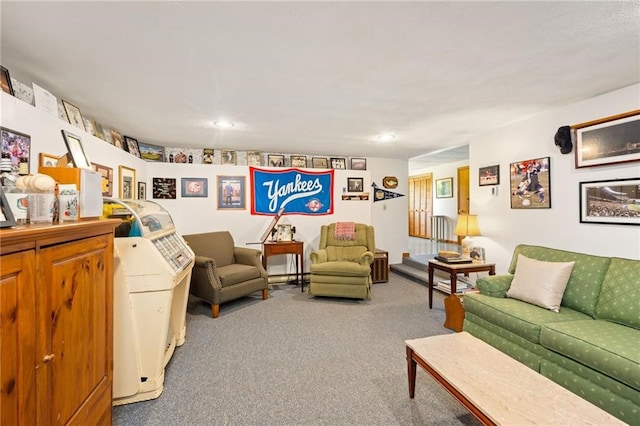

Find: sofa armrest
<box><xmin>476</xmin><ymin>274</ymin><xmax>514</xmax><ymax>298</ymax></box>
<box><xmin>234</xmin><ymin>246</ymin><xmax>263</xmax><ymax>267</ymax></box>
<box><xmin>310</xmin><ymin>249</ymin><xmax>328</xmax><ymax>264</ymax></box>
<box><xmin>359</xmin><ymin>250</ymin><xmax>374</xmax><ymax>266</ymax></box>
<box><xmin>193</xmin><ymin>255</ymin><xmax>222</xmax><ymax>289</ymax></box>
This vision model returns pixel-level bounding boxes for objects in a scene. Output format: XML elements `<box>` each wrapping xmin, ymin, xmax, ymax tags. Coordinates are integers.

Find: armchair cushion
<box><xmin>311</xmin><ymin>261</ymin><xmax>371</xmax><ymax>277</ymax></box>
<box><xmin>217</xmin><ymin>263</ymin><xmax>263</xmax><ymax>287</ymax></box>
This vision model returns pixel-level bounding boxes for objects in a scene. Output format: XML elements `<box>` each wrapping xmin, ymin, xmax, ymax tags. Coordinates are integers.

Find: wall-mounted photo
<box><xmin>152</xmin><ymin>177</ymin><xmax>177</xmax><ymax>199</ymax></box>
<box><xmin>110</xmin><ymin>130</ymin><xmax>124</xmax><ymax>149</ymax></box>
<box><xmin>181</xmin><ymin>177</ymin><xmax>208</xmax><ymax>198</ymax></box>
<box><xmin>138</xmin><ymin>141</ymin><xmax>165</xmax><ymax>162</ymax></box>
<box><xmin>61</xmin><ymin>130</ymin><xmax>91</xmax><ymax>169</ymax></box>
<box><xmin>435</xmin><ymin>177</ymin><xmax>453</xmax><ymax>198</ymax></box>
<box><xmin>267</xmin><ymin>154</ymin><xmax>285</xmax><ymax>167</ymax></box>
<box><xmin>137</xmin><ymin>181</ymin><xmax>146</xmax><ymax>200</ymax></box>
<box><xmin>123</xmin><ymin>136</ymin><xmax>141</xmax><ymax>158</ymax></box>
<box><xmin>479</xmin><ymin>165</ymin><xmax>500</xmax><ymax>186</ymax></box>
<box><xmin>246</xmin><ymin>151</ymin><xmax>262</xmax><ymax>166</ymax></box>
<box><xmin>1</xmin><ymin>127</ymin><xmax>30</xmax><ymax>170</ymax></box>
<box><xmin>1</xmin><ymin>66</ymin><xmax>14</xmax><ymax>96</ymax></box>
<box><xmin>312</xmin><ymin>157</ymin><xmax>328</xmax><ymax>168</ymax></box>
<box><xmin>202</xmin><ymin>148</ymin><xmax>214</xmax><ymax>164</ymax></box>
<box><xmin>92</xmin><ymin>163</ymin><xmax>113</xmax><ymax>197</ymax></box>
<box><xmin>119</xmin><ymin>165</ymin><xmax>137</xmax><ymax>199</ymax></box>
<box><xmin>290</xmin><ymin>155</ymin><xmax>307</xmax><ymax>168</ymax></box>
<box><xmin>61</xmin><ymin>99</ymin><xmax>86</xmax><ymax>131</ymax></box>
<box><xmin>217</xmin><ymin>176</ymin><xmax>245</xmax><ymax>209</ymax></box>
<box><xmin>574</xmin><ymin>110</ymin><xmax>640</xmax><ymax>169</ymax></box>
<box><xmin>350</xmin><ymin>158</ymin><xmax>366</xmax><ymax>170</ymax></box>
<box><xmin>579</xmin><ymin>178</ymin><xmax>640</xmax><ymax>226</ymax></box>
<box><xmin>347</xmin><ymin>177</ymin><xmax>364</xmax><ymax>192</ymax></box>
<box><xmin>221</xmin><ymin>150</ymin><xmax>237</xmax><ymax>165</ymax></box>
<box><xmin>509</xmin><ymin>157</ymin><xmax>551</xmax><ymax>209</ymax></box>
<box><xmin>330</xmin><ymin>157</ymin><xmax>346</xmax><ymax>169</ymax></box>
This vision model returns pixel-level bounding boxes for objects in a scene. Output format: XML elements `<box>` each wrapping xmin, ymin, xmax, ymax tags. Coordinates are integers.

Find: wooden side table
<box><xmin>262</xmin><ymin>241</ymin><xmax>305</xmax><ymax>291</ymax></box>
<box><xmin>371</xmin><ymin>249</ymin><xmax>389</xmax><ymax>283</ymax></box>
<box><xmin>427</xmin><ymin>259</ymin><xmax>495</xmax><ymax>309</ymax></box>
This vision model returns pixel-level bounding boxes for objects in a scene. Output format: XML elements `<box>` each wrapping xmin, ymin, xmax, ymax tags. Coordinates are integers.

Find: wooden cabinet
<box><xmin>408</xmin><ymin>174</ymin><xmax>433</xmax><ymax>238</ymax></box>
<box><xmin>371</xmin><ymin>249</ymin><xmax>389</xmax><ymax>283</ymax></box>
<box><xmin>1</xmin><ymin>220</ymin><xmax>119</xmax><ymax>425</ymax></box>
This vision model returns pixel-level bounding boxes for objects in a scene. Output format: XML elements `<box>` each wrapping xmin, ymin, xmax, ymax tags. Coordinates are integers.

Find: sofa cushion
<box><xmin>508</xmin><ymin>245</ymin><xmax>611</xmax><ymax>317</ymax></box>
<box><xmin>596</xmin><ymin>257</ymin><xmax>640</xmax><ymax>330</ymax></box>
<box><xmin>506</xmin><ymin>254</ymin><xmax>574</xmax><ymax>312</ymax></box>
<box><xmin>464</xmin><ymin>293</ymin><xmax>591</xmax><ymax>344</ymax></box>
<box><xmin>217</xmin><ymin>264</ymin><xmax>262</xmax><ymax>287</ymax></box>
<box><xmin>540</xmin><ymin>319</ymin><xmax>640</xmax><ymax>391</ymax></box>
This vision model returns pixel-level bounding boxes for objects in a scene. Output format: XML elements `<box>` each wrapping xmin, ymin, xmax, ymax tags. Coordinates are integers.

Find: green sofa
<box><xmin>463</xmin><ymin>244</ymin><xmax>639</xmax><ymax>424</ymax></box>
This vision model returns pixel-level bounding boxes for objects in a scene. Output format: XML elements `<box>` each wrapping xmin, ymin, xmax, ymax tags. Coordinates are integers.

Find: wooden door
<box><xmin>0</xmin><ymin>250</ymin><xmax>37</xmax><ymax>426</ymax></box>
<box><xmin>457</xmin><ymin>166</ymin><xmax>470</xmax><ymax>243</ymax></box>
<box><xmin>408</xmin><ymin>174</ymin><xmax>432</xmax><ymax>238</ymax></box>
<box><xmin>39</xmin><ymin>234</ymin><xmax>113</xmax><ymax>425</ymax></box>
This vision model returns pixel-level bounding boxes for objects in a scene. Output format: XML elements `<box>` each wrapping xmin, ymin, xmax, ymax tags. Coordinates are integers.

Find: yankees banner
<box><xmin>250</xmin><ymin>167</ymin><xmax>334</xmax><ymax>215</ymax></box>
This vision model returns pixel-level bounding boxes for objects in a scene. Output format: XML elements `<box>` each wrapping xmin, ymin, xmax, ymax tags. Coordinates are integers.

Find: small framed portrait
<box><xmin>221</xmin><ymin>150</ymin><xmax>237</xmax><ymax>165</ymax></box>
<box><xmin>152</xmin><ymin>178</ymin><xmax>177</xmax><ymax>199</ymax></box>
<box><xmin>350</xmin><ymin>158</ymin><xmax>367</xmax><ymax>170</ymax></box>
<box><xmin>123</xmin><ymin>136</ymin><xmax>142</xmax><ymax>158</ymax></box>
<box><xmin>61</xmin><ymin>130</ymin><xmax>91</xmax><ymax>169</ymax></box>
<box><xmin>217</xmin><ymin>175</ymin><xmax>246</xmax><ymax>209</ymax></box>
<box><xmin>347</xmin><ymin>177</ymin><xmax>364</xmax><ymax>192</ymax></box>
<box><xmin>435</xmin><ymin>177</ymin><xmax>453</xmax><ymax>198</ymax></box>
<box><xmin>579</xmin><ymin>178</ymin><xmax>640</xmax><ymax>226</ymax></box>
<box><xmin>0</xmin><ymin>186</ymin><xmax>17</xmax><ymax>228</ymax></box>
<box><xmin>181</xmin><ymin>177</ymin><xmax>208</xmax><ymax>198</ymax></box>
<box><xmin>290</xmin><ymin>155</ymin><xmax>307</xmax><ymax>168</ymax></box>
<box><xmin>247</xmin><ymin>151</ymin><xmax>262</xmax><ymax>166</ymax></box>
<box><xmin>330</xmin><ymin>157</ymin><xmax>346</xmax><ymax>169</ymax></box>
<box><xmin>118</xmin><ymin>165</ymin><xmax>136</xmax><ymax>199</ymax></box>
<box><xmin>39</xmin><ymin>152</ymin><xmax>60</xmax><ymax>168</ymax></box>
<box><xmin>202</xmin><ymin>148</ymin><xmax>214</xmax><ymax>164</ymax></box>
<box><xmin>1</xmin><ymin>127</ymin><xmax>31</xmax><ymax>170</ymax></box>
<box><xmin>312</xmin><ymin>157</ymin><xmax>329</xmax><ymax>168</ymax></box>
<box><xmin>61</xmin><ymin>100</ymin><xmax>86</xmax><ymax>131</ymax></box>
<box><xmin>137</xmin><ymin>141</ymin><xmax>165</xmax><ymax>162</ymax></box>
<box><xmin>479</xmin><ymin>165</ymin><xmax>500</xmax><ymax>186</ymax></box>
<box><xmin>267</xmin><ymin>154</ymin><xmax>285</xmax><ymax>167</ymax></box>
<box><xmin>91</xmin><ymin>163</ymin><xmax>113</xmax><ymax>197</ymax></box>
<box><xmin>470</xmin><ymin>247</ymin><xmax>486</xmax><ymax>263</ymax></box>
<box><xmin>137</xmin><ymin>182</ymin><xmax>147</xmax><ymax>200</ymax></box>
<box><xmin>509</xmin><ymin>157</ymin><xmax>551</xmax><ymax>209</ymax></box>
<box><xmin>92</xmin><ymin>120</ymin><xmax>106</xmax><ymax>140</ymax></box>
<box><xmin>0</xmin><ymin>66</ymin><xmax>14</xmax><ymax>96</ymax></box>
<box><xmin>110</xmin><ymin>130</ymin><xmax>124</xmax><ymax>149</ymax></box>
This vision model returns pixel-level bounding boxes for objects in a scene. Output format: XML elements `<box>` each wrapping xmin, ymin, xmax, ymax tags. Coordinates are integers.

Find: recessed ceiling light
<box><xmin>213</xmin><ymin>120</ymin><xmax>235</xmax><ymax>128</ymax></box>
<box><xmin>377</xmin><ymin>133</ymin><xmax>396</xmax><ymax>142</ymax></box>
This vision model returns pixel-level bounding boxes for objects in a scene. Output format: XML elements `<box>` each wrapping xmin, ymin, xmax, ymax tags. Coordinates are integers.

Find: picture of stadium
<box><xmin>583</xmin><ymin>180</ymin><xmax>640</xmax><ymax>223</ymax></box>
<box><xmin>510</xmin><ymin>157</ymin><xmax>551</xmax><ymax>209</ymax></box>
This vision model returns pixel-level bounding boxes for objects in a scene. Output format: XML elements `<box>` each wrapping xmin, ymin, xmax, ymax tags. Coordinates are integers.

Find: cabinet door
<box><xmin>39</xmin><ymin>235</ymin><xmax>113</xmax><ymax>425</ymax></box>
<box><xmin>1</xmin><ymin>250</ymin><xmax>37</xmax><ymax>425</ymax></box>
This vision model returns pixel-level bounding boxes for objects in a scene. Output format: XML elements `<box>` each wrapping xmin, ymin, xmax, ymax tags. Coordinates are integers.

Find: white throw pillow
<box><xmin>506</xmin><ymin>254</ymin><xmax>575</xmax><ymax>312</ymax></box>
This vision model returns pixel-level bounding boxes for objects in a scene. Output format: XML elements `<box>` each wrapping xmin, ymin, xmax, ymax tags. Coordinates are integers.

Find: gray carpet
<box><xmin>113</xmin><ymin>272</ymin><xmax>481</xmax><ymax>426</ymax></box>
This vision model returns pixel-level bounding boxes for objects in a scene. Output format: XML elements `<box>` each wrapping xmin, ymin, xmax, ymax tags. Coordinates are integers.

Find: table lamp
<box><xmin>454</xmin><ymin>214</ymin><xmax>481</xmax><ymax>258</ymax></box>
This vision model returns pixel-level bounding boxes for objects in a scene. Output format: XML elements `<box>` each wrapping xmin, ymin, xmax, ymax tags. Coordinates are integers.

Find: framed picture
<box><xmin>267</xmin><ymin>154</ymin><xmax>285</xmax><ymax>167</ymax></box>
<box><xmin>217</xmin><ymin>176</ymin><xmax>245</xmax><ymax>209</ymax></box>
<box><xmin>202</xmin><ymin>148</ymin><xmax>214</xmax><ymax>164</ymax></box>
<box><xmin>118</xmin><ymin>165</ymin><xmax>136</xmax><ymax>199</ymax></box>
<box><xmin>91</xmin><ymin>163</ymin><xmax>113</xmax><ymax>197</ymax></box>
<box><xmin>574</xmin><ymin>110</ymin><xmax>640</xmax><ymax>168</ymax></box>
<box><xmin>123</xmin><ymin>136</ymin><xmax>141</xmax><ymax>158</ymax></box>
<box><xmin>347</xmin><ymin>177</ymin><xmax>364</xmax><ymax>192</ymax></box>
<box><xmin>290</xmin><ymin>155</ymin><xmax>307</xmax><ymax>168</ymax></box>
<box><xmin>579</xmin><ymin>178</ymin><xmax>640</xmax><ymax>226</ymax></box>
<box><xmin>221</xmin><ymin>150</ymin><xmax>237</xmax><ymax>165</ymax></box>
<box><xmin>137</xmin><ymin>181</ymin><xmax>147</xmax><ymax>200</ymax></box>
<box><xmin>330</xmin><ymin>157</ymin><xmax>346</xmax><ymax>169</ymax></box>
<box><xmin>181</xmin><ymin>177</ymin><xmax>208</xmax><ymax>198</ymax></box>
<box><xmin>0</xmin><ymin>186</ymin><xmax>17</xmax><ymax>228</ymax></box>
<box><xmin>479</xmin><ymin>165</ymin><xmax>500</xmax><ymax>186</ymax></box>
<box><xmin>0</xmin><ymin>66</ymin><xmax>14</xmax><ymax>96</ymax></box>
<box><xmin>247</xmin><ymin>151</ymin><xmax>262</xmax><ymax>166</ymax></box>
<box><xmin>61</xmin><ymin>130</ymin><xmax>91</xmax><ymax>169</ymax></box>
<box><xmin>509</xmin><ymin>157</ymin><xmax>551</xmax><ymax>209</ymax></box>
<box><xmin>1</xmin><ymin>127</ymin><xmax>30</xmax><ymax>170</ymax></box>
<box><xmin>470</xmin><ymin>246</ymin><xmax>486</xmax><ymax>263</ymax></box>
<box><xmin>110</xmin><ymin>130</ymin><xmax>124</xmax><ymax>149</ymax></box>
<box><xmin>350</xmin><ymin>158</ymin><xmax>367</xmax><ymax>170</ymax></box>
<box><xmin>152</xmin><ymin>178</ymin><xmax>177</xmax><ymax>199</ymax></box>
<box><xmin>312</xmin><ymin>157</ymin><xmax>328</xmax><ymax>168</ymax></box>
<box><xmin>435</xmin><ymin>177</ymin><xmax>453</xmax><ymax>198</ymax></box>
<box><xmin>92</xmin><ymin>120</ymin><xmax>106</xmax><ymax>140</ymax></box>
<box><xmin>39</xmin><ymin>152</ymin><xmax>60</xmax><ymax>168</ymax></box>
<box><xmin>136</xmin><ymin>141</ymin><xmax>165</xmax><ymax>162</ymax></box>
<box><xmin>61</xmin><ymin>100</ymin><xmax>86</xmax><ymax>131</ymax></box>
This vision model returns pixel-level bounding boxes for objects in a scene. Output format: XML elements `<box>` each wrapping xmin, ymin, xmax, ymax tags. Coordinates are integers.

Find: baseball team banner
<box><xmin>250</xmin><ymin>167</ymin><xmax>334</xmax><ymax>215</ymax></box>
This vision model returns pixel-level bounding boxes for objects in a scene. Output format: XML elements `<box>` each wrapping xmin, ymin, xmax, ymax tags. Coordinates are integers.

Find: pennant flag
<box><xmin>371</xmin><ymin>182</ymin><xmax>405</xmax><ymax>202</ymax></box>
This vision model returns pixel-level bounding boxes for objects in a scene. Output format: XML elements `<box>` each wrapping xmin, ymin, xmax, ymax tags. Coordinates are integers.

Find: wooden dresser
<box><xmin>1</xmin><ymin>220</ymin><xmax>120</xmax><ymax>425</ymax></box>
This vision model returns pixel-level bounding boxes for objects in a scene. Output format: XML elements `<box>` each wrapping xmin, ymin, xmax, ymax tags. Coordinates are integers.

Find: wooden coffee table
<box><xmin>427</xmin><ymin>259</ymin><xmax>495</xmax><ymax>308</ymax></box>
<box><xmin>406</xmin><ymin>332</ymin><xmax>624</xmax><ymax>425</ymax></box>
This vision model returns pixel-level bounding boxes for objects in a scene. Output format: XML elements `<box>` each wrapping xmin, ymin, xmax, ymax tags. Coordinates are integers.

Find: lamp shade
<box><xmin>454</xmin><ymin>214</ymin><xmax>481</xmax><ymax>237</ymax></box>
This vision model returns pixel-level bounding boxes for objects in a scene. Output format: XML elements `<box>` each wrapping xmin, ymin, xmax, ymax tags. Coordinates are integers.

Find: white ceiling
<box><xmin>1</xmin><ymin>1</ymin><xmax>639</xmax><ymax>167</ymax></box>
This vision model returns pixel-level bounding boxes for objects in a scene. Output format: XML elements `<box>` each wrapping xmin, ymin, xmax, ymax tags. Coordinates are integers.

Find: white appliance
<box><xmin>105</xmin><ymin>198</ymin><xmax>194</xmax><ymax>406</ymax></box>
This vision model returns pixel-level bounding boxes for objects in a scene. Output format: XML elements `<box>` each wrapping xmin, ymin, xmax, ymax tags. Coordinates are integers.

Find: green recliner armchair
<box><xmin>309</xmin><ymin>223</ymin><xmax>375</xmax><ymax>299</ymax></box>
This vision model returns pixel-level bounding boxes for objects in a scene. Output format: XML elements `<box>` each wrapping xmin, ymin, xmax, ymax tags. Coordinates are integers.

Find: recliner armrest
<box><xmin>359</xmin><ymin>250</ymin><xmax>374</xmax><ymax>266</ymax></box>
<box><xmin>476</xmin><ymin>274</ymin><xmax>514</xmax><ymax>298</ymax></box>
<box><xmin>310</xmin><ymin>249</ymin><xmax>328</xmax><ymax>264</ymax></box>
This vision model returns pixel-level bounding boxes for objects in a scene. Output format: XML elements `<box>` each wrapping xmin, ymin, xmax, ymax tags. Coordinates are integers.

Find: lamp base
<box><xmin>461</xmin><ymin>236</ymin><xmax>474</xmax><ymax>259</ymax></box>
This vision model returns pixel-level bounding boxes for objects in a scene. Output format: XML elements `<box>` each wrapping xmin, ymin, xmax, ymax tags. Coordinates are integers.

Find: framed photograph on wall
<box><xmin>479</xmin><ymin>165</ymin><xmax>500</xmax><ymax>186</ymax></box>
<box><xmin>330</xmin><ymin>157</ymin><xmax>346</xmax><ymax>169</ymax></box>
<box><xmin>509</xmin><ymin>157</ymin><xmax>551</xmax><ymax>209</ymax></box>
<box><xmin>0</xmin><ymin>66</ymin><xmax>14</xmax><ymax>96</ymax></box>
<box><xmin>1</xmin><ymin>127</ymin><xmax>31</xmax><ymax>171</ymax></box>
<box><xmin>61</xmin><ymin>99</ymin><xmax>86</xmax><ymax>131</ymax></box>
<box><xmin>290</xmin><ymin>155</ymin><xmax>307</xmax><ymax>168</ymax></box>
<box><xmin>137</xmin><ymin>141</ymin><xmax>165</xmax><ymax>162</ymax></box>
<box><xmin>123</xmin><ymin>136</ymin><xmax>142</xmax><ymax>158</ymax></box>
<box><xmin>138</xmin><ymin>181</ymin><xmax>147</xmax><ymax>200</ymax></box>
<box><xmin>152</xmin><ymin>178</ymin><xmax>177</xmax><ymax>199</ymax></box>
<box><xmin>267</xmin><ymin>154</ymin><xmax>285</xmax><ymax>167</ymax></box>
<box><xmin>350</xmin><ymin>158</ymin><xmax>367</xmax><ymax>170</ymax></box>
<box><xmin>347</xmin><ymin>177</ymin><xmax>364</xmax><ymax>192</ymax></box>
<box><xmin>181</xmin><ymin>177</ymin><xmax>208</xmax><ymax>198</ymax></box>
<box><xmin>118</xmin><ymin>165</ymin><xmax>136</xmax><ymax>199</ymax></box>
<box><xmin>579</xmin><ymin>178</ymin><xmax>640</xmax><ymax>226</ymax></box>
<box><xmin>312</xmin><ymin>157</ymin><xmax>328</xmax><ymax>168</ymax></box>
<box><xmin>61</xmin><ymin>130</ymin><xmax>91</xmax><ymax>169</ymax></box>
<box><xmin>221</xmin><ymin>150</ymin><xmax>237</xmax><ymax>165</ymax></box>
<box><xmin>91</xmin><ymin>162</ymin><xmax>113</xmax><ymax>197</ymax></box>
<box><xmin>110</xmin><ymin>130</ymin><xmax>124</xmax><ymax>149</ymax></box>
<box><xmin>574</xmin><ymin>110</ymin><xmax>640</xmax><ymax>168</ymax></box>
<box><xmin>435</xmin><ymin>177</ymin><xmax>453</xmax><ymax>198</ymax></box>
<box><xmin>217</xmin><ymin>175</ymin><xmax>245</xmax><ymax>209</ymax></box>
<box><xmin>246</xmin><ymin>151</ymin><xmax>262</xmax><ymax>166</ymax></box>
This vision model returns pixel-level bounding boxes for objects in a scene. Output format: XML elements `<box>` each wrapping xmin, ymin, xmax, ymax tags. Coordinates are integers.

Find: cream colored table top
<box><xmin>406</xmin><ymin>332</ymin><xmax>625</xmax><ymax>425</ymax></box>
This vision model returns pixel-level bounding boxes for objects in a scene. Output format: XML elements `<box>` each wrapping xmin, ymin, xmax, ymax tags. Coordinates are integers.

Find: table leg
<box><xmin>449</xmin><ymin>272</ymin><xmax>458</xmax><ymax>295</ymax></box>
<box><xmin>406</xmin><ymin>346</ymin><xmax>417</xmax><ymax>398</ymax></box>
<box><xmin>428</xmin><ymin>264</ymin><xmax>434</xmax><ymax>309</ymax></box>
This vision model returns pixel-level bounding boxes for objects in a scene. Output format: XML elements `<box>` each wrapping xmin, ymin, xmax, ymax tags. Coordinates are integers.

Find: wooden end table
<box><xmin>427</xmin><ymin>259</ymin><xmax>495</xmax><ymax>309</ymax></box>
<box><xmin>262</xmin><ymin>241</ymin><xmax>305</xmax><ymax>291</ymax></box>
